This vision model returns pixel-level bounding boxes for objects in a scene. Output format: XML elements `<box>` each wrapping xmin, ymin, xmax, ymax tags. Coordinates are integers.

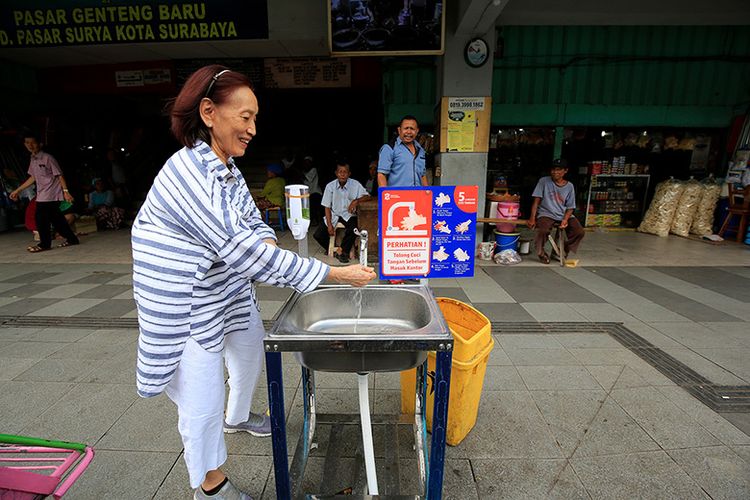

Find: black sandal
<box><xmin>57</xmin><ymin>240</ymin><xmax>78</xmax><ymax>248</ymax></box>
<box><xmin>538</xmin><ymin>253</ymin><xmax>550</xmax><ymax>264</ymax></box>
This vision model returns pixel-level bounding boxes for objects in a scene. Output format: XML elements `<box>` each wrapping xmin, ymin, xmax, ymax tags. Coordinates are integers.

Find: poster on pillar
<box><xmin>440</xmin><ymin>96</ymin><xmax>491</xmax><ymax>153</ymax></box>
<box><xmin>378</xmin><ymin>186</ymin><xmax>478</xmax><ymax>279</ymax></box>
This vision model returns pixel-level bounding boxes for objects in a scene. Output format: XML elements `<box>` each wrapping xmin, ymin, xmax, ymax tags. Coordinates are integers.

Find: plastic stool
<box><xmin>264</xmin><ymin>206</ymin><xmax>285</xmax><ymax>231</ymax></box>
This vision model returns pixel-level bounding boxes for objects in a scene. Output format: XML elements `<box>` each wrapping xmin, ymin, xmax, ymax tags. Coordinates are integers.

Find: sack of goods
<box><xmin>690</xmin><ymin>176</ymin><xmax>722</xmax><ymax>236</ymax></box>
<box><xmin>638</xmin><ymin>178</ymin><xmax>685</xmax><ymax>237</ymax></box>
<box><xmin>670</xmin><ymin>178</ymin><xmax>703</xmax><ymax>237</ymax></box>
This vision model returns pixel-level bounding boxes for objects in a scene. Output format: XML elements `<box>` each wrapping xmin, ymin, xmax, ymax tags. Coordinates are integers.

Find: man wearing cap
<box><xmin>527</xmin><ymin>159</ymin><xmax>585</xmax><ymax>264</ymax></box>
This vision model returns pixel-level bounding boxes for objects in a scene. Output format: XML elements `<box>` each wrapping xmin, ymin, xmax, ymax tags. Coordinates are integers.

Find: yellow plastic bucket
<box><xmin>400</xmin><ymin>298</ymin><xmax>493</xmax><ymax>446</ymax></box>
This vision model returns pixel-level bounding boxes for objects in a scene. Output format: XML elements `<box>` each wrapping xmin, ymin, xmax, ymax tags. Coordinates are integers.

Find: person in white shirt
<box><xmin>313</xmin><ymin>162</ymin><xmax>371</xmax><ymax>263</ymax></box>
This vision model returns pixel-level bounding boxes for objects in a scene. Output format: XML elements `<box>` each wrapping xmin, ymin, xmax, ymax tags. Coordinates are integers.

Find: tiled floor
<box><xmin>0</xmin><ymin>228</ymin><xmax>748</xmax><ymax>499</ymax></box>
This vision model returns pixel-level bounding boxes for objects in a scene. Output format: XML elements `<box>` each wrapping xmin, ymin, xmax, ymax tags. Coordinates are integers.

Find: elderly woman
<box><xmin>131</xmin><ymin>65</ymin><xmax>375</xmax><ymax>500</ymax></box>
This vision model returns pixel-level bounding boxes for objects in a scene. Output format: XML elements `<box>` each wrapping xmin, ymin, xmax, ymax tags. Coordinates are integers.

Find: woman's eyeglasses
<box><xmin>204</xmin><ymin>69</ymin><xmax>230</xmax><ymax>98</ymax></box>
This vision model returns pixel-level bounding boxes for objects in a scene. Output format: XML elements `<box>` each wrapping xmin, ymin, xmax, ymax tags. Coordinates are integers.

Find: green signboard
<box><xmin>0</xmin><ymin>0</ymin><xmax>268</xmax><ymax>48</ymax></box>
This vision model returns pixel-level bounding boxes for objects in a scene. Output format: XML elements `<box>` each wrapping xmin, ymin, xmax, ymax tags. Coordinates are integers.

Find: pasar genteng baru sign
<box><xmin>0</xmin><ymin>0</ymin><xmax>268</xmax><ymax>48</ymax></box>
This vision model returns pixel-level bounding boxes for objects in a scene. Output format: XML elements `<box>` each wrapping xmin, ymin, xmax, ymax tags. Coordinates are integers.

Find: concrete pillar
<box><xmin>435</xmin><ymin>26</ymin><xmax>496</xmax><ymax>224</ymax></box>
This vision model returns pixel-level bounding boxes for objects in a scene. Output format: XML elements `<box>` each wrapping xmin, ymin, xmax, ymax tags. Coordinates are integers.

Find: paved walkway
<box><xmin>0</xmin><ymin>228</ymin><xmax>748</xmax><ymax>499</ymax></box>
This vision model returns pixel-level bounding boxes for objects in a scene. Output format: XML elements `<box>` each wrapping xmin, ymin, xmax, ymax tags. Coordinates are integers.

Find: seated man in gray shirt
<box><xmin>527</xmin><ymin>159</ymin><xmax>585</xmax><ymax>264</ymax></box>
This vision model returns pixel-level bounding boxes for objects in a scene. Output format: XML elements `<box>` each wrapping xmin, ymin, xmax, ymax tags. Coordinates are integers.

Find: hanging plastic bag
<box><xmin>638</xmin><ymin>178</ymin><xmax>685</xmax><ymax>237</ymax></box>
<box><xmin>670</xmin><ymin>178</ymin><xmax>702</xmax><ymax>237</ymax></box>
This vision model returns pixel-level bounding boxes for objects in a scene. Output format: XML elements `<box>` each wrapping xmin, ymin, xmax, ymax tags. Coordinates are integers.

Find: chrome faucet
<box><xmin>354</xmin><ymin>229</ymin><xmax>368</xmax><ymax>267</ymax></box>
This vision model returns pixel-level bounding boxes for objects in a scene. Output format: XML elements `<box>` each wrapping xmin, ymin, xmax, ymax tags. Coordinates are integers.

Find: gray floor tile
<box><xmin>551</xmin><ymin>333</ymin><xmax>623</xmax><ymax>349</ymax></box>
<box><xmin>0</xmin><ymin>297</ymin><xmax>59</xmax><ymax>315</ymax></box>
<box><xmin>0</xmin><ymin>327</ymin><xmax>40</xmax><ymax>341</ymax></box>
<box><xmin>33</xmin><ymin>270</ymin><xmax>97</xmax><ymax>285</ymax></box>
<box><xmin>530</xmin><ymin>390</ymin><xmax>607</xmax><ymax>456</ymax></box>
<box><xmin>567</xmin><ymin>348</ymin><xmax>645</xmax><ymax>367</ymax></box>
<box><xmin>483</xmin><ymin>365</ymin><xmax>527</xmax><ymax>391</ymax></box>
<box><xmin>505</xmin><ymin>348</ymin><xmax>581</xmax><ymax>366</ymax></box>
<box><xmin>29</xmin><ymin>298</ymin><xmax>106</xmax><ymax>317</ymax></box>
<box><xmin>20</xmin><ymin>383</ymin><xmax>138</xmax><ymax>445</ymax></box>
<box><xmin>3</xmin><ymin>272</ymin><xmax>61</xmax><ymax>283</ymax></box>
<box><xmin>471</xmin><ymin>303</ymin><xmax>535</xmax><ymax>322</ymax></box>
<box><xmin>723</xmin><ymin>414</ymin><xmax>750</xmax><ymax>439</ymax></box>
<box><xmin>73</xmin><ymin>284</ymin><xmax>133</xmax><ymax>299</ymax></box>
<box><xmin>81</xmin><ymin>349</ymin><xmax>138</xmax><ymax>385</ymax></box>
<box><xmin>0</xmin><ymin>283</ymin><xmax>57</xmax><ymax>297</ymax></box>
<box><xmin>572</xmin><ymin>399</ymin><xmax>661</xmax><ymax>458</ymax></box>
<box><xmin>64</xmin><ymin>449</ymin><xmax>181</xmax><ymax>500</ymax></box>
<box><xmin>591</xmin><ymin>267</ymin><xmax>741</xmax><ymax>322</ymax></box>
<box><xmin>71</xmin><ymin>272</ymin><xmax>129</xmax><ymax>284</ymax></box>
<box><xmin>0</xmin><ymin>357</ymin><xmax>38</xmax><ymax>381</ymax></box>
<box><xmin>650</xmin><ymin>321</ymin><xmax>748</xmax><ymax>349</ymax></box>
<box><xmin>444</xmin><ymin>391</ymin><xmax>562</xmax><ymax>459</ymax></box>
<box><xmin>662</xmin><ymin>348</ymin><xmax>748</xmax><ymax>385</ymax></box>
<box><xmin>610</xmin><ymin>387</ymin><xmax>720</xmax><ymax>450</ymax></box>
<box><xmin>400</xmin><ymin>458</ymin><xmax>478</xmax><ymax>499</ymax></box>
<box><xmin>373</xmin><ymin>371</ymin><xmax>401</xmax><ymax>390</ymax></box>
<box><xmin>693</xmin><ymin>348</ymin><xmax>750</xmax><ymax>382</ymax></box>
<box><xmin>586</xmin><ymin>365</ymin><xmax>660</xmax><ymax>391</ymax></box>
<box><xmin>73</xmin><ymin>298</ymin><xmax>136</xmax><ymax>317</ymax></box>
<box><xmin>155</xmin><ymin>454</ymin><xmax>272</xmax><ymax>500</ymax></box>
<box><xmin>654</xmin><ymin>267</ymin><xmax>750</xmax><ymax>303</ymax></box>
<box><xmin>1</xmin><ymin>340</ymin><xmax>68</xmax><ymax>358</ymax></box>
<box><xmin>472</xmin><ymin>459</ymin><xmax>588</xmax><ymax>499</ymax></box>
<box><xmin>667</xmin><ymin>446</ymin><xmax>750</xmax><ymax>500</ymax></box>
<box><xmin>0</xmin><ymin>283</ymin><xmax>24</xmax><ymax>294</ymax></box>
<box><xmin>568</xmin><ymin>303</ymin><xmax>637</xmax><ymax>323</ymax></box>
<box><xmin>621</xmin><ymin>321</ymin><xmax>686</xmax><ymax>349</ymax></box>
<box><xmin>23</xmin><ymin>327</ymin><xmax>92</xmax><ymax>342</ymax></box>
<box><xmin>97</xmin><ymin>395</ymin><xmax>182</xmax><ymax>452</ymax></box>
<box><xmin>733</xmin><ymin>444</ymin><xmax>750</xmax><ymax>463</ymax></box>
<box><xmin>28</xmin><ymin>283</ymin><xmax>100</xmax><ymax>299</ymax></box>
<box><xmin>430</xmin><ymin>286</ymin><xmax>471</xmax><ymax>302</ymax></box>
<box><xmin>571</xmin><ymin>451</ymin><xmax>706</xmax><ymax>499</ymax></box>
<box><xmin>487</xmin><ymin>346</ymin><xmax>513</xmax><ymax>366</ymax></box>
<box><xmin>496</xmin><ymin>333</ymin><xmax>563</xmax><ymax>349</ymax></box>
<box><xmin>374</xmin><ymin>388</ymin><xmax>401</xmax><ymax>415</ymax></box>
<box><xmin>0</xmin><ymin>381</ymin><xmax>74</xmax><ymax>434</ymax></box>
<box><xmin>105</xmin><ymin>274</ymin><xmax>133</xmax><ymax>285</ymax></box>
<box><xmin>77</xmin><ymin>328</ymin><xmax>138</xmax><ymax>345</ymax></box>
<box><xmin>656</xmin><ymin>386</ymin><xmax>750</xmax><ymax>446</ymax></box>
<box><xmin>49</xmin><ymin>340</ymin><xmax>130</xmax><ymax>360</ymax></box>
<box><xmin>483</xmin><ymin>267</ymin><xmax>605</xmax><ymax>303</ymax></box>
<box><xmin>517</xmin><ymin>366</ymin><xmax>601</xmax><ymax>391</ymax></box>
<box><xmin>12</xmin><ymin>358</ymin><xmax>104</xmax><ymax>383</ymax></box>
<box><xmin>521</xmin><ymin>303</ymin><xmax>590</xmax><ymax>322</ymax></box>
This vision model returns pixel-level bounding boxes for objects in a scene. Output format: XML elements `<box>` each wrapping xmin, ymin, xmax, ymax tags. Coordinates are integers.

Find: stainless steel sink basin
<box><xmin>267</xmin><ymin>285</ymin><xmax>452</xmax><ymax>372</ymax></box>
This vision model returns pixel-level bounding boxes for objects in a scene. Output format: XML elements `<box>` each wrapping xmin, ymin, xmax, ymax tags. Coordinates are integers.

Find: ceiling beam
<box><xmin>455</xmin><ymin>0</ymin><xmax>508</xmax><ymax>35</ymax></box>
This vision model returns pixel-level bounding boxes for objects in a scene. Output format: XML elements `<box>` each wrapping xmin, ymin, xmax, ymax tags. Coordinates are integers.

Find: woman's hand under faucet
<box><xmin>327</xmin><ymin>264</ymin><xmax>376</xmax><ymax>287</ymax></box>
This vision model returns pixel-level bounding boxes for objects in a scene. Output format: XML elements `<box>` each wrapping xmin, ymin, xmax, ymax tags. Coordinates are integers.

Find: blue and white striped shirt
<box><xmin>132</xmin><ymin>141</ymin><xmax>329</xmax><ymax>397</ymax></box>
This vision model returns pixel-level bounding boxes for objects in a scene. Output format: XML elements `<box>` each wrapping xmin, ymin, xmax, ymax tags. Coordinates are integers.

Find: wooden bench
<box><xmin>476</xmin><ymin>217</ymin><xmax>529</xmax><ymax>226</ymax></box>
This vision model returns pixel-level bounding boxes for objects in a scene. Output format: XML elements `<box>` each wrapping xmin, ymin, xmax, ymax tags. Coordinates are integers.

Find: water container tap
<box><xmin>354</xmin><ymin>229</ymin><xmax>368</xmax><ymax>267</ymax></box>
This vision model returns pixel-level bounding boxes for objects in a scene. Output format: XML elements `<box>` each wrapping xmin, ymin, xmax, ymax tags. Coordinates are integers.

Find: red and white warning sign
<box><xmin>380</xmin><ymin>189</ymin><xmax>433</xmax><ymax>277</ymax></box>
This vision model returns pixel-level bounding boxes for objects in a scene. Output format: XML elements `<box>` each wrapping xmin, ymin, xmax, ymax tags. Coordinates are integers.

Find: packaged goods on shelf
<box><xmin>638</xmin><ymin>179</ymin><xmax>685</xmax><ymax>237</ymax></box>
<box><xmin>690</xmin><ymin>177</ymin><xmax>722</xmax><ymax>236</ymax></box>
<box><xmin>670</xmin><ymin>178</ymin><xmax>703</xmax><ymax>237</ymax></box>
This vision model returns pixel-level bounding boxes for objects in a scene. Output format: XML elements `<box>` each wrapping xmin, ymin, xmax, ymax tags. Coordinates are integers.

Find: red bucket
<box><xmin>496</xmin><ymin>201</ymin><xmax>519</xmax><ymax>220</ymax></box>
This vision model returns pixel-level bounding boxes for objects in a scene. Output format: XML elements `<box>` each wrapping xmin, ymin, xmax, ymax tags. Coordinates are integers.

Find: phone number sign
<box><xmin>378</xmin><ymin>186</ymin><xmax>478</xmax><ymax>279</ymax></box>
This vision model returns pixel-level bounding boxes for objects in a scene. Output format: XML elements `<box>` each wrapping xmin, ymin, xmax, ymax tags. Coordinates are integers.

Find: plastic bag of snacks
<box><xmin>690</xmin><ymin>176</ymin><xmax>722</xmax><ymax>236</ymax></box>
<box><xmin>638</xmin><ymin>178</ymin><xmax>685</xmax><ymax>237</ymax></box>
<box><xmin>670</xmin><ymin>178</ymin><xmax>702</xmax><ymax>237</ymax></box>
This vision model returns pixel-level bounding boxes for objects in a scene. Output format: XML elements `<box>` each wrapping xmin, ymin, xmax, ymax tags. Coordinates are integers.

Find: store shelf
<box><xmin>584</xmin><ymin>174</ymin><xmax>650</xmax><ymax>228</ymax></box>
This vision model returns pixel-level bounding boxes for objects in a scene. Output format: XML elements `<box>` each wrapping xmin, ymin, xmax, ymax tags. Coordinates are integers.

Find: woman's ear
<box><xmin>199</xmin><ymin>98</ymin><xmax>215</xmax><ymax>128</ymax></box>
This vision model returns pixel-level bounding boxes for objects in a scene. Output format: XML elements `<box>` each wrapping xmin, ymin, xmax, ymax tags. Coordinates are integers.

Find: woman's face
<box><xmin>205</xmin><ymin>86</ymin><xmax>258</xmax><ymax>164</ymax></box>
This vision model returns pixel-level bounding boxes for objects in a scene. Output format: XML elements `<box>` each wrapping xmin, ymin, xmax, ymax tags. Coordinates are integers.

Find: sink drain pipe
<box><xmin>357</xmin><ymin>372</ymin><xmax>379</xmax><ymax>495</ymax></box>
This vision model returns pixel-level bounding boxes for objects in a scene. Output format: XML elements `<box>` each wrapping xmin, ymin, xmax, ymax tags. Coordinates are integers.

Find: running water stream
<box><xmin>352</xmin><ymin>287</ymin><xmax>363</xmax><ymax>333</ymax></box>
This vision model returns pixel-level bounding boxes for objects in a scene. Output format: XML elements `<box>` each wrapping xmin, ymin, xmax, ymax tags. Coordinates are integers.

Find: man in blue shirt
<box><xmin>313</xmin><ymin>162</ymin><xmax>371</xmax><ymax>263</ymax></box>
<box><xmin>377</xmin><ymin>115</ymin><xmax>428</xmax><ymax>188</ymax></box>
<box><xmin>527</xmin><ymin>159</ymin><xmax>585</xmax><ymax>264</ymax></box>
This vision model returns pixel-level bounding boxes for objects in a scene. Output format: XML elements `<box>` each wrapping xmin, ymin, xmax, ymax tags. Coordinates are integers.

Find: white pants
<box><xmin>165</xmin><ymin>317</ymin><xmax>265</xmax><ymax>488</ymax></box>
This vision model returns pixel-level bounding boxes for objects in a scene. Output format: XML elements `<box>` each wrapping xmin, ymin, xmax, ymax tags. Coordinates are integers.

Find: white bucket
<box><xmin>477</xmin><ymin>241</ymin><xmax>496</xmax><ymax>260</ymax></box>
<box><xmin>518</xmin><ymin>239</ymin><xmax>531</xmax><ymax>255</ymax></box>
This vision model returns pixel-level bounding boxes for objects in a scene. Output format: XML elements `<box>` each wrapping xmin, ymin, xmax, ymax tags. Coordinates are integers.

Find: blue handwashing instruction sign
<box><xmin>378</xmin><ymin>186</ymin><xmax>478</xmax><ymax>279</ymax></box>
